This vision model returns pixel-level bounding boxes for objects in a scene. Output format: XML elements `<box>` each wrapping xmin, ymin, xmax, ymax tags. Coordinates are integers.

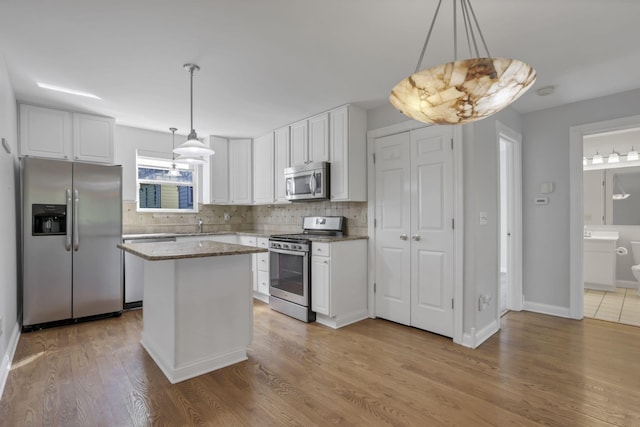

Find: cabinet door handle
<box><xmin>400</xmin><ymin>234</ymin><xmax>408</xmax><ymax>240</ymax></box>
<box><xmin>412</xmin><ymin>235</ymin><xmax>421</xmax><ymax>241</ymax></box>
<box><xmin>323</xmin><ymin>260</ymin><xmax>328</xmax><ymax>264</ymax></box>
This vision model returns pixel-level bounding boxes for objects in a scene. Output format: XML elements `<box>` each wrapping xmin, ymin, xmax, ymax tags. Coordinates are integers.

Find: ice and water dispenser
<box><xmin>32</xmin><ymin>204</ymin><xmax>66</xmax><ymax>236</ymax></box>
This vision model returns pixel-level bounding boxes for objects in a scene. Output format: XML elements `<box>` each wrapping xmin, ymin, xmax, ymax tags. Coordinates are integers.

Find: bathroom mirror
<box><xmin>584</xmin><ymin>166</ymin><xmax>640</xmax><ymax>225</ymax></box>
<box><xmin>607</xmin><ymin>167</ymin><xmax>640</xmax><ymax>225</ymax></box>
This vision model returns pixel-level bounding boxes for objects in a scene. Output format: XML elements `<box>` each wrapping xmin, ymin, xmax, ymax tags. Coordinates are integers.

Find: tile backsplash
<box><xmin>123</xmin><ymin>200</ymin><xmax>368</xmax><ymax>236</ymax></box>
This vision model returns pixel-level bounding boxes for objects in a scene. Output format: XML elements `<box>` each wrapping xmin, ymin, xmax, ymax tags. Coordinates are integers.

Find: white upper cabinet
<box><xmin>20</xmin><ymin>104</ymin><xmax>114</xmax><ymax>164</ymax></box>
<box><xmin>208</xmin><ymin>136</ymin><xmax>252</xmax><ymax>205</ymax></box>
<box><xmin>274</xmin><ymin>126</ymin><xmax>291</xmax><ymax>204</ymax></box>
<box><xmin>252</xmin><ymin>132</ymin><xmax>275</xmax><ymax>204</ymax></box>
<box><xmin>209</xmin><ymin>136</ymin><xmax>230</xmax><ymax>203</ymax></box>
<box><xmin>72</xmin><ymin>113</ymin><xmax>114</xmax><ymax>163</ymax></box>
<box><xmin>290</xmin><ymin>112</ymin><xmax>329</xmax><ymax>166</ymax></box>
<box><xmin>290</xmin><ymin>119</ymin><xmax>308</xmax><ymax>167</ymax></box>
<box><xmin>330</xmin><ymin>105</ymin><xmax>367</xmax><ymax>201</ymax></box>
<box><xmin>229</xmin><ymin>138</ymin><xmax>253</xmax><ymax>204</ymax></box>
<box><xmin>308</xmin><ymin>112</ymin><xmax>329</xmax><ymax>163</ymax></box>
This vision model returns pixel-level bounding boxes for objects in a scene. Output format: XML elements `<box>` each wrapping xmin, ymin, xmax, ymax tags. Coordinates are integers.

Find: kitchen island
<box><xmin>118</xmin><ymin>239</ymin><xmax>268</xmax><ymax>384</ymax></box>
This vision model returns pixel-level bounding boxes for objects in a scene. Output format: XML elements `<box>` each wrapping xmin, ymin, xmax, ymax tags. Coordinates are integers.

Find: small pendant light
<box><xmin>608</xmin><ymin>149</ymin><xmax>620</xmax><ymax>163</ymax></box>
<box><xmin>173</xmin><ymin>63</ymin><xmax>215</xmax><ymax>157</ymax></box>
<box><xmin>627</xmin><ymin>146</ymin><xmax>639</xmax><ymax>161</ymax></box>
<box><xmin>167</xmin><ymin>127</ymin><xmax>181</xmax><ymax>177</ymax></box>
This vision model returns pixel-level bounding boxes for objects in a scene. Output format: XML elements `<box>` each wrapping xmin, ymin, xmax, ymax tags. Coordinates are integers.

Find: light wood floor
<box><xmin>1</xmin><ymin>301</ymin><xmax>639</xmax><ymax>426</ymax></box>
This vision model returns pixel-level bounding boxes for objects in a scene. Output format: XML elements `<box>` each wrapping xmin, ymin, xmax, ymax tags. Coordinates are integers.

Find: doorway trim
<box><xmin>496</xmin><ymin>121</ymin><xmax>523</xmax><ymax>313</ymax></box>
<box><xmin>569</xmin><ymin>114</ymin><xmax>640</xmax><ymax>319</ymax></box>
<box><xmin>366</xmin><ymin>120</ymin><xmax>464</xmax><ymax>346</ymax></box>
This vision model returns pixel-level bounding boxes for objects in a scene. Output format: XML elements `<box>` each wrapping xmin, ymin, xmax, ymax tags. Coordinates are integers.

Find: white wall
<box><xmin>522</xmin><ymin>89</ymin><xmax>640</xmax><ymax>310</ymax></box>
<box><xmin>463</xmin><ymin>108</ymin><xmax>522</xmax><ymax>333</ymax></box>
<box><xmin>0</xmin><ymin>53</ymin><xmax>19</xmax><ymax>397</ymax></box>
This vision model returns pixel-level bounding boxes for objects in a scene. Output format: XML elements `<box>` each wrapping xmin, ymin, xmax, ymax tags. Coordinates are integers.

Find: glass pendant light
<box><xmin>608</xmin><ymin>150</ymin><xmax>620</xmax><ymax>163</ymax></box>
<box><xmin>167</xmin><ymin>127</ymin><xmax>181</xmax><ymax>177</ymax></box>
<box><xmin>390</xmin><ymin>0</ymin><xmax>536</xmax><ymax>125</ymax></box>
<box><xmin>627</xmin><ymin>146</ymin><xmax>639</xmax><ymax>161</ymax></box>
<box><xmin>592</xmin><ymin>151</ymin><xmax>603</xmax><ymax>164</ymax></box>
<box><xmin>174</xmin><ymin>154</ymin><xmax>207</xmax><ymax>165</ymax></box>
<box><xmin>173</xmin><ymin>63</ymin><xmax>215</xmax><ymax>157</ymax></box>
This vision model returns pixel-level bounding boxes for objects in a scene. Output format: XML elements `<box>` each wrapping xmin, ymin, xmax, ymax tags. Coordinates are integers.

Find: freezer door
<box><xmin>72</xmin><ymin>162</ymin><xmax>123</xmax><ymax>318</ymax></box>
<box><xmin>22</xmin><ymin>158</ymin><xmax>73</xmax><ymax>326</ymax></box>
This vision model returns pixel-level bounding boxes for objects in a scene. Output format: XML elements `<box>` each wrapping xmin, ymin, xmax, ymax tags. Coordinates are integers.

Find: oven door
<box><xmin>269</xmin><ymin>247</ymin><xmax>309</xmax><ymax>306</ymax></box>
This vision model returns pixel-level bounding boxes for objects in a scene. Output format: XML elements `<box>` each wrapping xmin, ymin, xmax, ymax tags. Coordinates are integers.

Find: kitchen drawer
<box><xmin>257</xmin><ymin>251</ymin><xmax>269</xmax><ymax>272</ymax></box>
<box><xmin>257</xmin><ymin>270</ymin><xmax>270</xmax><ymax>295</ymax></box>
<box><xmin>257</xmin><ymin>237</ymin><xmax>269</xmax><ymax>249</ymax></box>
<box><xmin>312</xmin><ymin>242</ymin><xmax>330</xmax><ymax>256</ymax></box>
<box><xmin>238</xmin><ymin>235</ymin><xmax>257</xmax><ymax>246</ymax></box>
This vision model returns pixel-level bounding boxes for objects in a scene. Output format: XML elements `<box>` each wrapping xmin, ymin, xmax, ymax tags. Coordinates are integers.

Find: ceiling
<box><xmin>1</xmin><ymin>0</ymin><xmax>639</xmax><ymax>138</ymax></box>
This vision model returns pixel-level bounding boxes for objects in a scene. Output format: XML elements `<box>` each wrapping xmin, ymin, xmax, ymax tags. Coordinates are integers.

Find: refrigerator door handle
<box><xmin>73</xmin><ymin>189</ymin><xmax>79</xmax><ymax>251</ymax></box>
<box><xmin>65</xmin><ymin>188</ymin><xmax>72</xmax><ymax>251</ymax></box>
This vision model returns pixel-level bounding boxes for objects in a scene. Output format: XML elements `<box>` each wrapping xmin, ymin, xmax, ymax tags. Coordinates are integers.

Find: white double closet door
<box><xmin>374</xmin><ymin>125</ymin><xmax>454</xmax><ymax>337</ymax></box>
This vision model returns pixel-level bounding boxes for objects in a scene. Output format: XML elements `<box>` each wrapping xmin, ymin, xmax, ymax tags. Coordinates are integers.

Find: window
<box><xmin>136</xmin><ymin>155</ymin><xmax>198</xmax><ymax>212</ymax></box>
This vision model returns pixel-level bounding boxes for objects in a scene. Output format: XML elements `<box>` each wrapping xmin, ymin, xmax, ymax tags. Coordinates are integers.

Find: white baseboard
<box><xmin>252</xmin><ymin>292</ymin><xmax>269</xmax><ymax>304</ymax></box>
<box><xmin>461</xmin><ymin>319</ymin><xmax>500</xmax><ymax>349</ymax></box>
<box><xmin>141</xmin><ymin>333</ymin><xmax>247</xmax><ymax>384</ymax></box>
<box><xmin>616</xmin><ymin>280</ymin><xmax>638</xmax><ymax>289</ymax></box>
<box><xmin>523</xmin><ymin>301</ymin><xmax>571</xmax><ymax>318</ymax></box>
<box><xmin>315</xmin><ymin>310</ymin><xmax>368</xmax><ymax>329</ymax></box>
<box><xmin>0</xmin><ymin>322</ymin><xmax>21</xmax><ymax>400</ymax></box>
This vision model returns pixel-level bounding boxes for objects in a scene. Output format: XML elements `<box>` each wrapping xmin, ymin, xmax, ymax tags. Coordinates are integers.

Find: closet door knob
<box><xmin>412</xmin><ymin>235</ymin><xmax>421</xmax><ymax>241</ymax></box>
<box><xmin>400</xmin><ymin>234</ymin><xmax>408</xmax><ymax>240</ymax></box>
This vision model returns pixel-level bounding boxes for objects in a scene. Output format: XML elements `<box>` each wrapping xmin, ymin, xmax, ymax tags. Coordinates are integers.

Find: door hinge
<box><xmin>374</xmin><ymin>218</ymin><xmax>377</xmax><ymax>227</ymax></box>
<box><xmin>374</xmin><ymin>283</ymin><xmax>376</xmax><ymax>293</ymax></box>
<box><xmin>451</xmin><ymin>138</ymin><xmax>454</xmax><ymax>150</ymax></box>
<box><xmin>451</xmin><ymin>218</ymin><xmax>455</xmax><ymax>230</ymax></box>
<box><xmin>373</xmin><ymin>153</ymin><xmax>376</xmax><ymax>164</ymax></box>
<box><xmin>451</xmin><ymin>299</ymin><xmax>454</xmax><ymax>309</ymax></box>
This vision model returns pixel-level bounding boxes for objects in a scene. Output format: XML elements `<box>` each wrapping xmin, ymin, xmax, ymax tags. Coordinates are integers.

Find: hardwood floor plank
<box><xmin>2</xmin><ymin>302</ymin><xmax>640</xmax><ymax>426</ymax></box>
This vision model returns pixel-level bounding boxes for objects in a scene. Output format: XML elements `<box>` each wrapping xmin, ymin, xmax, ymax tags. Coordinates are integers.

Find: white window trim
<box><xmin>136</xmin><ymin>152</ymin><xmax>199</xmax><ymax>213</ymax></box>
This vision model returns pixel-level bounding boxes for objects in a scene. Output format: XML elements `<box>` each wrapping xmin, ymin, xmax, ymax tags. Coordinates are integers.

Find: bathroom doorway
<box><xmin>569</xmin><ymin>116</ymin><xmax>640</xmax><ymax>326</ymax></box>
<box><xmin>497</xmin><ymin>122</ymin><xmax>523</xmax><ymax>314</ymax></box>
<box><xmin>581</xmin><ymin>125</ymin><xmax>640</xmax><ymax>327</ymax></box>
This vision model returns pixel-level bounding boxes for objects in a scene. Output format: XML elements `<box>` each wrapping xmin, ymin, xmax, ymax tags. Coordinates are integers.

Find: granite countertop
<box><xmin>118</xmin><ymin>240</ymin><xmax>268</xmax><ymax>261</ymax></box>
<box><xmin>305</xmin><ymin>235</ymin><xmax>369</xmax><ymax>242</ymax></box>
<box><xmin>122</xmin><ymin>231</ymin><xmax>368</xmax><ymax>242</ymax></box>
<box><xmin>122</xmin><ymin>230</ymin><xmax>272</xmax><ymax>240</ymax></box>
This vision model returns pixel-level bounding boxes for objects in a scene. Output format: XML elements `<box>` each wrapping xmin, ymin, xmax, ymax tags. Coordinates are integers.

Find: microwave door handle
<box><xmin>286</xmin><ymin>178</ymin><xmax>292</xmax><ymax>196</ymax></box>
<box><xmin>73</xmin><ymin>189</ymin><xmax>79</xmax><ymax>251</ymax></box>
<box><xmin>310</xmin><ymin>172</ymin><xmax>316</xmax><ymax>196</ymax></box>
<box><xmin>65</xmin><ymin>188</ymin><xmax>72</xmax><ymax>251</ymax></box>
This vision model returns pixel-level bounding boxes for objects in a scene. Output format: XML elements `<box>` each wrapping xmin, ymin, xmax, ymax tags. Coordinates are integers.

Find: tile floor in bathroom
<box><xmin>584</xmin><ymin>287</ymin><xmax>640</xmax><ymax>327</ymax></box>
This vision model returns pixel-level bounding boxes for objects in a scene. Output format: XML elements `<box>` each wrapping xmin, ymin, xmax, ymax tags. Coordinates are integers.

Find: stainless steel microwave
<box><xmin>284</xmin><ymin>162</ymin><xmax>329</xmax><ymax>201</ymax></box>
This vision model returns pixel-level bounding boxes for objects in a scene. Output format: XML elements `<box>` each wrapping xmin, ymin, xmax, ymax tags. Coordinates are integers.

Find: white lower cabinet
<box><xmin>310</xmin><ymin>239</ymin><xmax>367</xmax><ymax>328</ymax></box>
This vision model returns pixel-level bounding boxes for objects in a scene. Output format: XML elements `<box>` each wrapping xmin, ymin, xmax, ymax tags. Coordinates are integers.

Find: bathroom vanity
<box><xmin>584</xmin><ymin>231</ymin><xmax>619</xmax><ymax>291</ymax></box>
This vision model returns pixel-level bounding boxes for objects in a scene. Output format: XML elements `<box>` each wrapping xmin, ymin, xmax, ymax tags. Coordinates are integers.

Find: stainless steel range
<box><xmin>269</xmin><ymin>216</ymin><xmax>345</xmax><ymax>322</ymax></box>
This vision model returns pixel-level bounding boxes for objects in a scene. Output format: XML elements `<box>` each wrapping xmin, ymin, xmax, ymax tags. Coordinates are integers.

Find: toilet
<box><xmin>630</xmin><ymin>241</ymin><xmax>640</xmax><ymax>296</ymax></box>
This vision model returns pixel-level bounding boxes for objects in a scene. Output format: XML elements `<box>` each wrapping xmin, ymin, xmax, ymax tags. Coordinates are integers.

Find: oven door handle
<box><xmin>270</xmin><ymin>248</ymin><xmax>308</xmax><ymax>257</ymax></box>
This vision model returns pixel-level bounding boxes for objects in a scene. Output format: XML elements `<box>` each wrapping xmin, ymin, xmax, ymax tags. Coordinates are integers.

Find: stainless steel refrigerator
<box><xmin>22</xmin><ymin>157</ymin><xmax>123</xmax><ymax>329</ymax></box>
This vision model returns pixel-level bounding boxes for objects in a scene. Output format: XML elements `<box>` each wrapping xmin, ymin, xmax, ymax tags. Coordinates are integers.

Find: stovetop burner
<box><xmin>269</xmin><ymin>216</ymin><xmax>345</xmax><ymax>243</ymax></box>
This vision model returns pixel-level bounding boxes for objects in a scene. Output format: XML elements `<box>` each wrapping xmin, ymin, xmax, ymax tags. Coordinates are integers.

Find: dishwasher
<box><xmin>123</xmin><ymin>236</ymin><xmax>176</xmax><ymax>309</ymax></box>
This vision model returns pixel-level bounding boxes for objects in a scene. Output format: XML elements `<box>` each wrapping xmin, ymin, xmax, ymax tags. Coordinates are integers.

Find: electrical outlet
<box><xmin>478</xmin><ymin>294</ymin><xmax>492</xmax><ymax>311</ymax></box>
<box><xmin>224</xmin><ymin>212</ymin><xmax>230</xmax><ymax>221</ymax></box>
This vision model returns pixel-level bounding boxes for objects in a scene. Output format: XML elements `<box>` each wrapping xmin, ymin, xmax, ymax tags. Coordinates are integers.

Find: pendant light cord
<box><xmin>189</xmin><ymin>67</ymin><xmax>194</xmax><ymax>133</ymax></box>
<box><xmin>414</xmin><ymin>0</ymin><xmax>494</xmax><ymax>73</ymax></box>
<box><xmin>415</xmin><ymin>0</ymin><xmax>443</xmax><ymax>73</ymax></box>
